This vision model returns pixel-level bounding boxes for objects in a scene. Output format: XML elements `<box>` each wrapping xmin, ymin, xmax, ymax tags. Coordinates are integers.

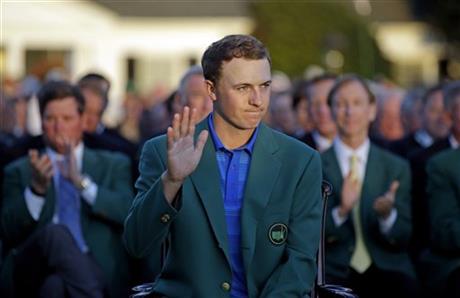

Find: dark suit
<box><xmin>1</xmin><ymin>148</ymin><xmax>134</xmax><ymax>298</ymax></box>
<box><xmin>421</xmin><ymin>148</ymin><xmax>460</xmax><ymax>295</ymax></box>
<box><xmin>124</xmin><ymin>120</ymin><xmax>322</xmax><ymax>297</ymax></box>
<box><xmin>408</xmin><ymin>137</ymin><xmax>451</xmax><ymax>258</ymax></box>
<box><xmin>298</xmin><ymin>131</ymin><xmax>317</xmax><ymax>150</ymax></box>
<box><xmin>321</xmin><ymin>144</ymin><xmax>414</xmax><ymax>279</ymax></box>
<box><xmin>389</xmin><ymin>133</ymin><xmax>423</xmax><ymax>159</ymax></box>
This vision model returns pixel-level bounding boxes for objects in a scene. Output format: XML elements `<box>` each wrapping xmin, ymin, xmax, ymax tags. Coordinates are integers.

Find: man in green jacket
<box><xmin>321</xmin><ymin>74</ymin><xmax>419</xmax><ymax>298</ymax></box>
<box><xmin>423</xmin><ymin>81</ymin><xmax>460</xmax><ymax>296</ymax></box>
<box><xmin>1</xmin><ymin>81</ymin><xmax>134</xmax><ymax>297</ymax></box>
<box><xmin>124</xmin><ymin>34</ymin><xmax>322</xmax><ymax>297</ymax></box>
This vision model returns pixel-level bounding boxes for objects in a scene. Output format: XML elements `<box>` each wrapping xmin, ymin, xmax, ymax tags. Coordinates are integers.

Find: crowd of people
<box><xmin>0</xmin><ymin>34</ymin><xmax>459</xmax><ymax>297</ymax></box>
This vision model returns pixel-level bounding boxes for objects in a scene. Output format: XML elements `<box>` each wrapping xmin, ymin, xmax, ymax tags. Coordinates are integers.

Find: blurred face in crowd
<box><xmin>81</xmin><ymin>88</ymin><xmax>104</xmax><ymax>133</ymax></box>
<box><xmin>295</xmin><ymin>97</ymin><xmax>313</xmax><ymax>132</ymax></box>
<box><xmin>183</xmin><ymin>74</ymin><xmax>213</xmax><ymax>121</ymax></box>
<box><xmin>42</xmin><ymin>97</ymin><xmax>84</xmax><ymax>154</ymax></box>
<box><xmin>308</xmin><ymin>79</ymin><xmax>337</xmax><ymax>139</ymax></box>
<box><xmin>449</xmin><ymin>95</ymin><xmax>460</xmax><ymax>139</ymax></box>
<box><xmin>271</xmin><ymin>93</ymin><xmax>297</xmax><ymax>134</ymax></box>
<box><xmin>377</xmin><ymin>94</ymin><xmax>404</xmax><ymax>141</ymax></box>
<box><xmin>331</xmin><ymin>80</ymin><xmax>376</xmax><ymax>145</ymax></box>
<box><xmin>423</xmin><ymin>90</ymin><xmax>450</xmax><ymax>139</ymax></box>
<box><xmin>208</xmin><ymin>57</ymin><xmax>271</xmax><ymax>135</ymax></box>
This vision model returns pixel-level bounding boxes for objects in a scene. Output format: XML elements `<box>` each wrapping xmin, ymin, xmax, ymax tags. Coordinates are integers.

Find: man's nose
<box><xmin>249</xmin><ymin>88</ymin><xmax>262</xmax><ymax>106</ymax></box>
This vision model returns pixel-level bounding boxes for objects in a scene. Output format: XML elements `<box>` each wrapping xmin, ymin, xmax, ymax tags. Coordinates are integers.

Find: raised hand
<box><xmin>162</xmin><ymin>107</ymin><xmax>208</xmax><ymax>203</ymax></box>
<box><xmin>57</xmin><ymin>136</ymin><xmax>82</xmax><ymax>187</ymax></box>
<box><xmin>373</xmin><ymin>180</ymin><xmax>399</xmax><ymax>219</ymax></box>
<box><xmin>29</xmin><ymin>149</ymin><xmax>53</xmax><ymax>196</ymax></box>
<box><xmin>338</xmin><ymin>172</ymin><xmax>361</xmax><ymax>217</ymax></box>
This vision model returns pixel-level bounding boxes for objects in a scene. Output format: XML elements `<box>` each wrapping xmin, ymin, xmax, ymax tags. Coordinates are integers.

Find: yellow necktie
<box><xmin>349</xmin><ymin>154</ymin><xmax>372</xmax><ymax>273</ymax></box>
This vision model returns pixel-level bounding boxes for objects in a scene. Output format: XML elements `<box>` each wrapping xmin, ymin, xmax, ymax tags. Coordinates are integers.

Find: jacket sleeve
<box><xmin>260</xmin><ymin>152</ymin><xmax>322</xmax><ymax>298</ymax></box>
<box><xmin>427</xmin><ymin>157</ymin><xmax>460</xmax><ymax>252</ymax></box>
<box><xmin>89</xmin><ymin>153</ymin><xmax>134</xmax><ymax>226</ymax></box>
<box><xmin>1</xmin><ymin>161</ymin><xmax>52</xmax><ymax>246</ymax></box>
<box><xmin>123</xmin><ymin>138</ymin><xmax>180</xmax><ymax>258</ymax></box>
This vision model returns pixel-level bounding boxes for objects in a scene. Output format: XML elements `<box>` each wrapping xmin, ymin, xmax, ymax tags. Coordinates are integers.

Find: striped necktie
<box><xmin>58</xmin><ymin>174</ymin><xmax>87</xmax><ymax>252</ymax></box>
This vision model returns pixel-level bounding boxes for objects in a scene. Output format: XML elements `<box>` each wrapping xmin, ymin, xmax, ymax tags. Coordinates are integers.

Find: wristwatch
<box><xmin>77</xmin><ymin>175</ymin><xmax>92</xmax><ymax>191</ymax></box>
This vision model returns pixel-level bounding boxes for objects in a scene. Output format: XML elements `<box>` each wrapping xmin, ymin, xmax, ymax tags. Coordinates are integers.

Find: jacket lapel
<box><xmin>189</xmin><ymin>121</ymin><xmax>231</xmax><ymax>264</ymax></box>
<box><xmin>360</xmin><ymin>145</ymin><xmax>380</xmax><ymax>222</ymax></box>
<box><xmin>241</xmin><ymin>125</ymin><xmax>281</xmax><ymax>273</ymax></box>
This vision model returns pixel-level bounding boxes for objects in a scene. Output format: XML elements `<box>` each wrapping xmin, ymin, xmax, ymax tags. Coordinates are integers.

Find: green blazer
<box><xmin>123</xmin><ymin>121</ymin><xmax>322</xmax><ymax>298</ymax></box>
<box><xmin>321</xmin><ymin>144</ymin><xmax>415</xmax><ymax>279</ymax></box>
<box><xmin>1</xmin><ymin>148</ymin><xmax>134</xmax><ymax>298</ymax></box>
<box><xmin>420</xmin><ymin>148</ymin><xmax>460</xmax><ymax>291</ymax></box>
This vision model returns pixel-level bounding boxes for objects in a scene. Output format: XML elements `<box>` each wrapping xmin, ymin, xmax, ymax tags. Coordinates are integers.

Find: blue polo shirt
<box><xmin>208</xmin><ymin>113</ymin><xmax>259</xmax><ymax>298</ymax></box>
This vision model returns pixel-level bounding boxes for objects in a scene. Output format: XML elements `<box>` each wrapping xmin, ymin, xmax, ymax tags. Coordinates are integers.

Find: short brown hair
<box><xmin>201</xmin><ymin>34</ymin><xmax>271</xmax><ymax>84</ymax></box>
<box><xmin>37</xmin><ymin>81</ymin><xmax>85</xmax><ymax>116</ymax></box>
<box><xmin>327</xmin><ymin>74</ymin><xmax>375</xmax><ymax>107</ymax></box>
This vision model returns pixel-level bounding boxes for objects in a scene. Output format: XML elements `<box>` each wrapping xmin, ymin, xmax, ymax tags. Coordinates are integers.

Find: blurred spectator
<box><xmin>173</xmin><ymin>65</ymin><xmax>212</xmax><ymax>122</ymax></box>
<box><xmin>298</xmin><ymin>74</ymin><xmax>337</xmax><ymax>152</ymax></box>
<box><xmin>410</xmin><ymin>81</ymin><xmax>460</xmax><ymax>277</ymax></box>
<box><xmin>292</xmin><ymin>79</ymin><xmax>314</xmax><ymax>136</ymax></box>
<box><xmin>390</xmin><ymin>83</ymin><xmax>451</xmax><ymax>159</ymax></box>
<box><xmin>322</xmin><ymin>74</ymin><xmax>419</xmax><ymax>298</ymax></box>
<box><xmin>139</xmin><ymin>86</ymin><xmax>170</xmax><ymax>142</ymax></box>
<box><xmin>270</xmin><ymin>91</ymin><xmax>297</xmax><ymax>136</ymax></box>
<box><xmin>0</xmin><ymin>80</ymin><xmax>133</xmax><ymax>297</ymax></box>
<box><xmin>423</xmin><ymin>81</ymin><xmax>460</xmax><ymax>297</ymax></box>
<box><xmin>117</xmin><ymin>92</ymin><xmax>143</xmax><ymax>144</ymax></box>
<box><xmin>400</xmin><ymin>87</ymin><xmax>424</xmax><ymax>135</ymax></box>
<box><xmin>373</xmin><ymin>87</ymin><xmax>405</xmax><ymax>141</ymax></box>
<box><xmin>78</xmin><ymin>72</ymin><xmax>139</xmax><ymax>183</ymax></box>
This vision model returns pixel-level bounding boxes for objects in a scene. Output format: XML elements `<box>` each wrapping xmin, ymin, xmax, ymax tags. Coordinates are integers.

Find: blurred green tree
<box><xmin>250</xmin><ymin>1</ymin><xmax>389</xmax><ymax>79</ymax></box>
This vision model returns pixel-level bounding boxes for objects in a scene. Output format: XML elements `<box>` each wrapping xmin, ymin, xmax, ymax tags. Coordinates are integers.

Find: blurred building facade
<box><xmin>2</xmin><ymin>0</ymin><xmax>252</xmax><ymax>124</ymax></box>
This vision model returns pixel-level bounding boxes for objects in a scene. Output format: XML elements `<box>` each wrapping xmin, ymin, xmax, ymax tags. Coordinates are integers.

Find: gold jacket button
<box><xmin>221</xmin><ymin>282</ymin><xmax>231</xmax><ymax>292</ymax></box>
<box><xmin>160</xmin><ymin>213</ymin><xmax>171</xmax><ymax>223</ymax></box>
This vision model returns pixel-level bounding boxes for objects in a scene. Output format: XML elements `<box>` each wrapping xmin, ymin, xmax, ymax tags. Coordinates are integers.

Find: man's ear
<box><xmin>205</xmin><ymin>80</ymin><xmax>217</xmax><ymax>102</ymax></box>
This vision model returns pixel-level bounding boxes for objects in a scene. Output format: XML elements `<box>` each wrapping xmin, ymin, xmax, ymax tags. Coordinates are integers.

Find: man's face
<box><xmin>271</xmin><ymin>94</ymin><xmax>297</xmax><ymax>134</ymax></box>
<box><xmin>331</xmin><ymin>80</ymin><xmax>376</xmax><ymax>140</ymax></box>
<box><xmin>184</xmin><ymin>74</ymin><xmax>213</xmax><ymax>121</ymax></box>
<box><xmin>423</xmin><ymin>90</ymin><xmax>450</xmax><ymax>139</ymax></box>
<box><xmin>309</xmin><ymin>79</ymin><xmax>337</xmax><ymax>138</ymax></box>
<box><xmin>81</xmin><ymin>89</ymin><xmax>104</xmax><ymax>133</ymax></box>
<box><xmin>208</xmin><ymin>58</ymin><xmax>271</xmax><ymax>132</ymax></box>
<box><xmin>449</xmin><ymin>96</ymin><xmax>460</xmax><ymax>138</ymax></box>
<box><xmin>377</xmin><ymin>95</ymin><xmax>404</xmax><ymax>141</ymax></box>
<box><xmin>42</xmin><ymin>97</ymin><xmax>84</xmax><ymax>154</ymax></box>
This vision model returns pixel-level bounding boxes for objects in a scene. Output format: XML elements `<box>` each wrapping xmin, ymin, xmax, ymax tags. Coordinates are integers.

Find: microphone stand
<box><xmin>313</xmin><ymin>180</ymin><xmax>358</xmax><ymax>298</ymax></box>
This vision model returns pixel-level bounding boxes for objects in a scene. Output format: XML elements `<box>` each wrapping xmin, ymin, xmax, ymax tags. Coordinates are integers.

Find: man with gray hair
<box><xmin>172</xmin><ymin>65</ymin><xmax>213</xmax><ymax>122</ymax></box>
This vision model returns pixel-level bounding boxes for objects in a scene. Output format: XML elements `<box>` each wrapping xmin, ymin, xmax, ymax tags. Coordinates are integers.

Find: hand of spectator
<box><xmin>338</xmin><ymin>172</ymin><xmax>361</xmax><ymax>217</ymax></box>
<box><xmin>162</xmin><ymin>106</ymin><xmax>208</xmax><ymax>203</ymax></box>
<box><xmin>373</xmin><ymin>180</ymin><xmax>399</xmax><ymax>219</ymax></box>
<box><xmin>57</xmin><ymin>136</ymin><xmax>83</xmax><ymax>188</ymax></box>
<box><xmin>29</xmin><ymin>149</ymin><xmax>53</xmax><ymax>196</ymax></box>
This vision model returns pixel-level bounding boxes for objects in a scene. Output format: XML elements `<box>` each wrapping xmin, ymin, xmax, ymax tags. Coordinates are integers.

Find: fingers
<box><xmin>172</xmin><ymin>113</ymin><xmax>181</xmax><ymax>141</ymax></box>
<box><xmin>180</xmin><ymin>106</ymin><xmax>190</xmax><ymax>136</ymax></box>
<box><xmin>384</xmin><ymin>180</ymin><xmax>399</xmax><ymax>202</ymax></box>
<box><xmin>170</xmin><ymin>107</ymin><xmax>197</xmax><ymax>144</ymax></box>
<box><xmin>195</xmin><ymin>130</ymin><xmax>209</xmax><ymax>154</ymax></box>
<box><xmin>167</xmin><ymin>126</ymin><xmax>175</xmax><ymax>150</ymax></box>
<box><xmin>387</xmin><ymin>181</ymin><xmax>399</xmax><ymax>195</ymax></box>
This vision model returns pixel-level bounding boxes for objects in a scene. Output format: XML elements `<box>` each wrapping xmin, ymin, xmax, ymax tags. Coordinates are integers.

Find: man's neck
<box><xmin>339</xmin><ymin>133</ymin><xmax>367</xmax><ymax>150</ymax></box>
<box><xmin>213</xmin><ymin>115</ymin><xmax>255</xmax><ymax>150</ymax></box>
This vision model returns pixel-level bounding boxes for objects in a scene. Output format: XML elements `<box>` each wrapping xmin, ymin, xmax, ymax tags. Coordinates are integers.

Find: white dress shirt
<box><xmin>312</xmin><ymin>130</ymin><xmax>333</xmax><ymax>153</ymax></box>
<box><xmin>414</xmin><ymin>129</ymin><xmax>434</xmax><ymax>148</ymax></box>
<box><xmin>331</xmin><ymin>137</ymin><xmax>397</xmax><ymax>234</ymax></box>
<box><xmin>449</xmin><ymin>134</ymin><xmax>459</xmax><ymax>149</ymax></box>
<box><xmin>24</xmin><ymin>142</ymin><xmax>98</xmax><ymax>221</ymax></box>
